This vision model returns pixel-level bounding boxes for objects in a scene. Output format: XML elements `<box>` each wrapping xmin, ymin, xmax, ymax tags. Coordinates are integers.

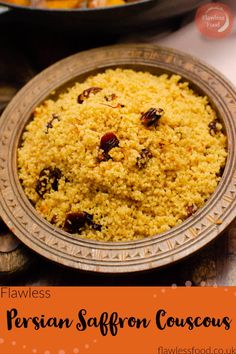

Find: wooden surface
<box><xmin>1</xmin><ymin>22</ymin><xmax>236</xmax><ymax>286</ymax></box>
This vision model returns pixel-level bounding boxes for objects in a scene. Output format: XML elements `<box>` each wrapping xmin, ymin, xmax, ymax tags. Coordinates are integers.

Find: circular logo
<box><xmin>195</xmin><ymin>2</ymin><xmax>234</xmax><ymax>39</ymax></box>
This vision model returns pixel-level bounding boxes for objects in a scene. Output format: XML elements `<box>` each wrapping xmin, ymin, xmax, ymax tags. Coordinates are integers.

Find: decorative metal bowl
<box><xmin>0</xmin><ymin>44</ymin><xmax>236</xmax><ymax>273</ymax></box>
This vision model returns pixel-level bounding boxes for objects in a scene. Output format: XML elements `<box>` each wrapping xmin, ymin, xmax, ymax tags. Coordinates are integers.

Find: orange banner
<box><xmin>0</xmin><ymin>287</ymin><xmax>236</xmax><ymax>354</ymax></box>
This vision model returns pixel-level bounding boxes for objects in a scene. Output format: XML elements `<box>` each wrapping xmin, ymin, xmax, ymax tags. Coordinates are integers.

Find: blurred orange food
<box><xmin>35</xmin><ymin>0</ymin><xmax>84</xmax><ymax>8</ymax></box>
<box><xmin>3</xmin><ymin>0</ymin><xmax>31</xmax><ymax>5</ymax></box>
<box><xmin>87</xmin><ymin>0</ymin><xmax>124</xmax><ymax>8</ymax></box>
<box><xmin>3</xmin><ymin>0</ymin><xmax>128</xmax><ymax>8</ymax></box>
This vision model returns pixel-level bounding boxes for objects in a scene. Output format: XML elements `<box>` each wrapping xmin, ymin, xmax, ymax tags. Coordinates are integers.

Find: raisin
<box><xmin>141</xmin><ymin>108</ymin><xmax>164</xmax><ymax>128</ymax></box>
<box><xmin>51</xmin><ymin>168</ymin><xmax>62</xmax><ymax>191</ymax></box>
<box><xmin>64</xmin><ymin>211</ymin><xmax>102</xmax><ymax>234</ymax></box>
<box><xmin>36</xmin><ymin>167</ymin><xmax>62</xmax><ymax>197</ymax></box>
<box><xmin>64</xmin><ymin>212</ymin><xmax>87</xmax><ymax>234</ymax></box>
<box><xmin>136</xmin><ymin>148</ymin><xmax>153</xmax><ymax>169</ymax></box>
<box><xmin>77</xmin><ymin>87</ymin><xmax>102</xmax><ymax>104</ymax></box>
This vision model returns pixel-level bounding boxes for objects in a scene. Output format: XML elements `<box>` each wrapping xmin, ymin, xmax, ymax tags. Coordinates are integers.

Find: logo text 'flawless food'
<box><xmin>195</xmin><ymin>2</ymin><xmax>234</xmax><ymax>39</ymax></box>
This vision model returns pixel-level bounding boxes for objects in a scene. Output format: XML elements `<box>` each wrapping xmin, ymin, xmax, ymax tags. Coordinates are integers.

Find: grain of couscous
<box><xmin>17</xmin><ymin>68</ymin><xmax>227</xmax><ymax>241</ymax></box>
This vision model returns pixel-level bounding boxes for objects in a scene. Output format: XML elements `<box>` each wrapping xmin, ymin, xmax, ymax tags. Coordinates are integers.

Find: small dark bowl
<box><xmin>0</xmin><ymin>0</ymin><xmax>206</xmax><ymax>33</ymax></box>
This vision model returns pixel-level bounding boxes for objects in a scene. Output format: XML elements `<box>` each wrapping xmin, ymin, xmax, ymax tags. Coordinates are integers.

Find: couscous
<box><xmin>17</xmin><ymin>69</ymin><xmax>227</xmax><ymax>241</ymax></box>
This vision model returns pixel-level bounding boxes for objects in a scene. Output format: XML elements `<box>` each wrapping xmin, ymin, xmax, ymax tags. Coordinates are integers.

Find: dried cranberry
<box><xmin>136</xmin><ymin>148</ymin><xmax>153</xmax><ymax>169</ymax></box>
<box><xmin>141</xmin><ymin>108</ymin><xmax>164</xmax><ymax>128</ymax></box>
<box><xmin>77</xmin><ymin>87</ymin><xmax>102</xmax><ymax>104</ymax></box>
<box><xmin>100</xmin><ymin>132</ymin><xmax>119</xmax><ymax>154</ymax></box>
<box><xmin>36</xmin><ymin>167</ymin><xmax>62</xmax><ymax>197</ymax></box>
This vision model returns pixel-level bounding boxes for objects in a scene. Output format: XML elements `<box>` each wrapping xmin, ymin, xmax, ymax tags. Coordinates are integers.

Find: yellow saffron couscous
<box><xmin>17</xmin><ymin>68</ymin><xmax>227</xmax><ymax>241</ymax></box>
